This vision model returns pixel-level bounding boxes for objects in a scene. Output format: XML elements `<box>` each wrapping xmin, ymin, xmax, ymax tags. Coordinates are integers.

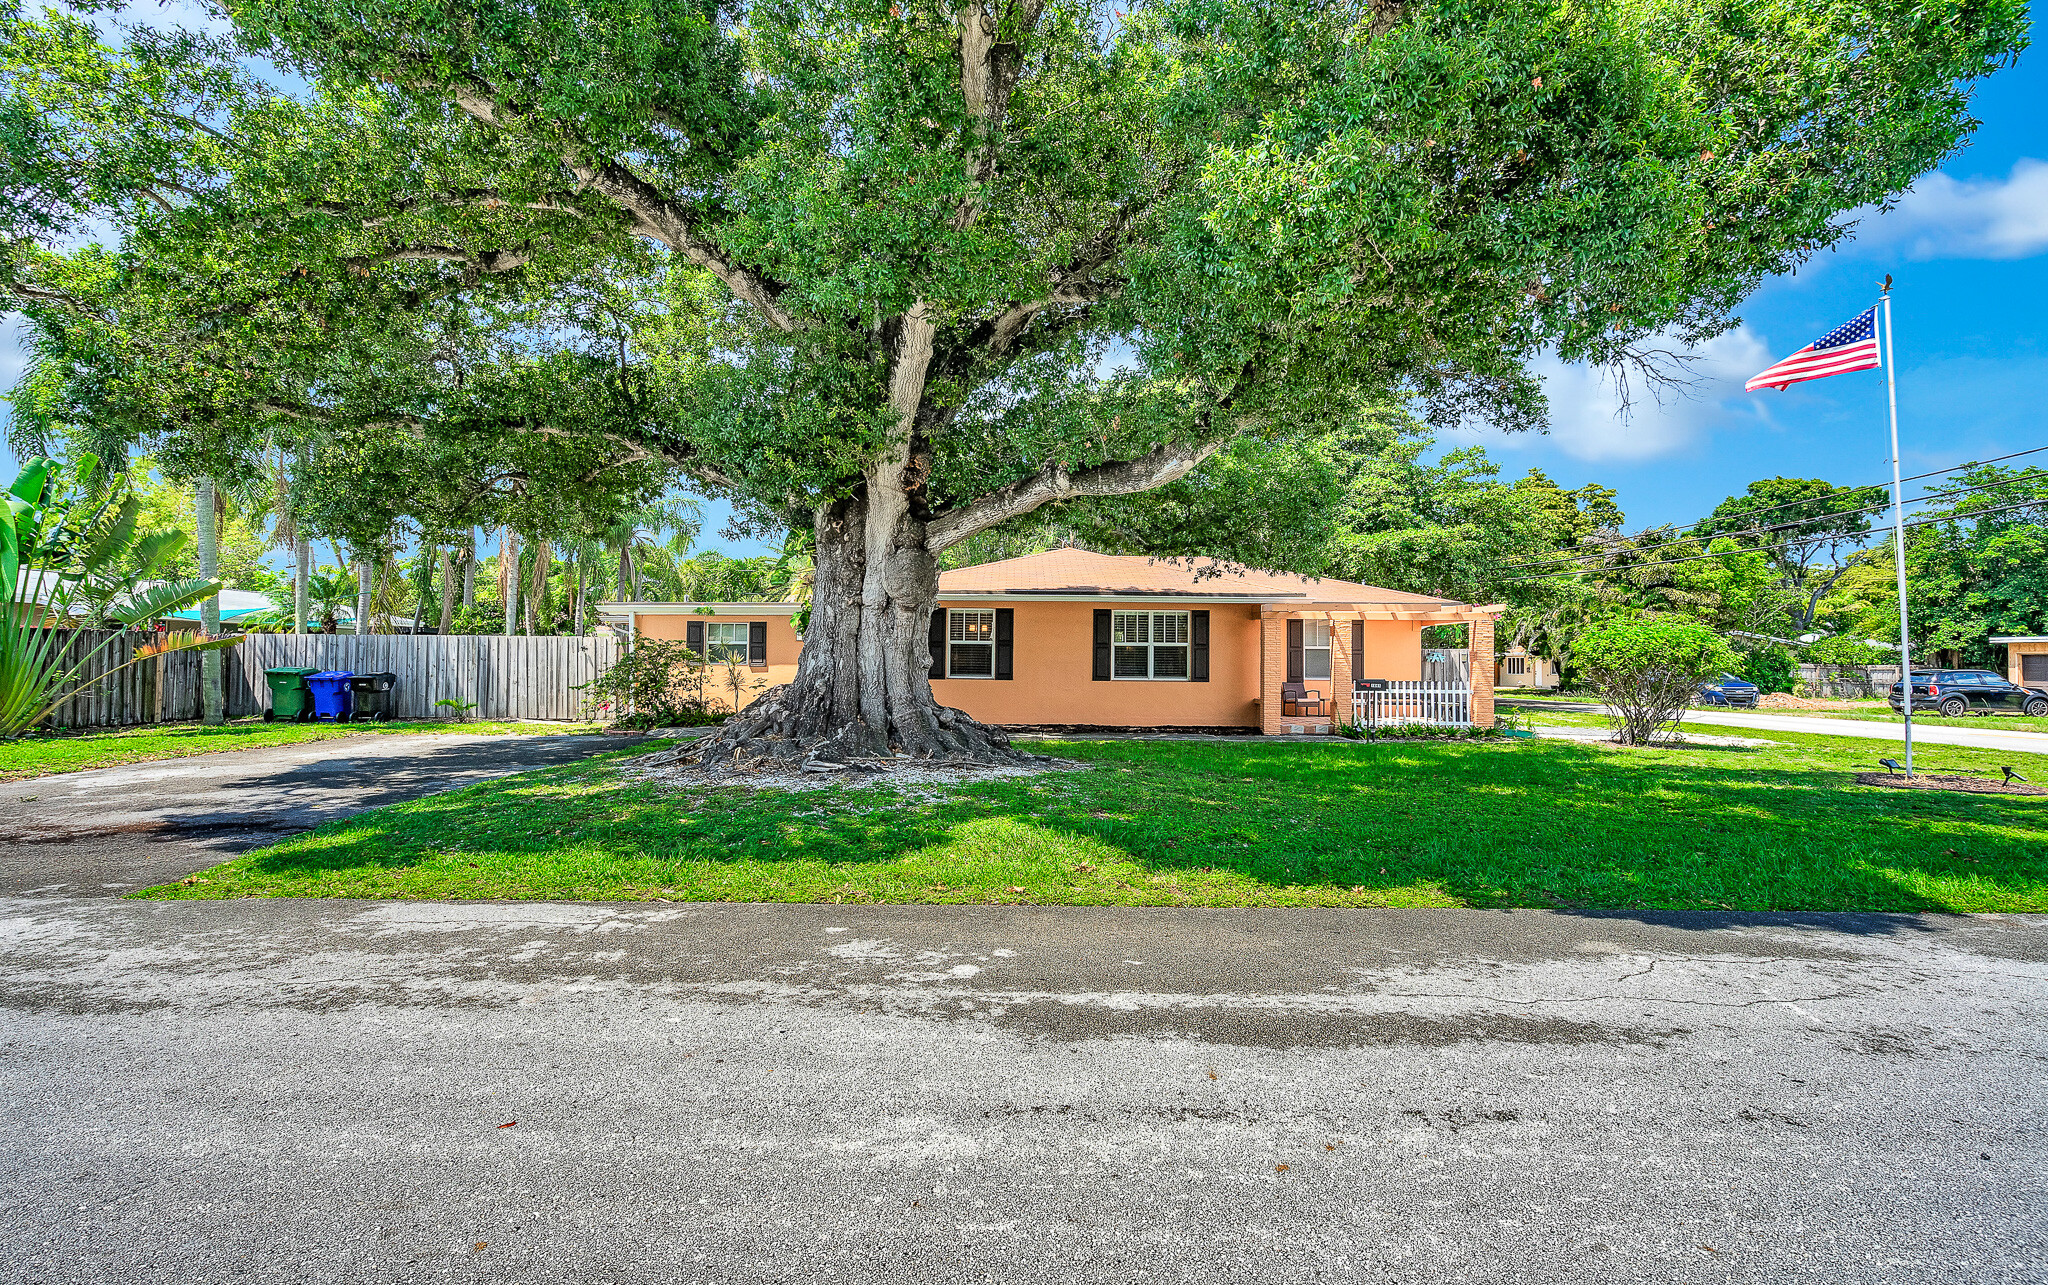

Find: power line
<box><xmin>1499</xmin><ymin>494</ymin><xmax>2048</xmax><ymax>584</ymax></box>
<box><xmin>1502</xmin><ymin>444</ymin><xmax>2048</xmax><ymax>574</ymax></box>
<box><xmin>1503</xmin><ymin>466</ymin><xmax>2047</xmax><ymax>575</ymax></box>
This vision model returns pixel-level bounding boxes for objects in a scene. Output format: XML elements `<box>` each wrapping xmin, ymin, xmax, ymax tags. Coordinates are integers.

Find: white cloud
<box><xmin>1451</xmin><ymin>326</ymin><xmax>1773</xmax><ymax>463</ymax></box>
<box><xmin>1849</xmin><ymin>159</ymin><xmax>2048</xmax><ymax>261</ymax></box>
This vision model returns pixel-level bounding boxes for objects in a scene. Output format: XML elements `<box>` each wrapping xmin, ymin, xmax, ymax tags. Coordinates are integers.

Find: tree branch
<box><xmin>443</xmin><ymin>83</ymin><xmax>799</xmax><ymax>331</ymax></box>
<box><xmin>952</xmin><ymin>0</ymin><xmax>1048</xmax><ymax>231</ymax></box>
<box><xmin>964</xmin><ymin>198</ymin><xmax>1148</xmax><ymax>360</ymax></box>
<box><xmin>563</xmin><ymin>157</ymin><xmax>799</xmax><ymax>331</ymax></box>
<box><xmin>926</xmin><ymin>439</ymin><xmax>1227</xmax><ymax>551</ymax></box>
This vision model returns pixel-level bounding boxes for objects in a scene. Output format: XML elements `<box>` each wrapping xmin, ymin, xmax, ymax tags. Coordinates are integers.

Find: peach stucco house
<box><xmin>601</xmin><ymin>550</ymin><xmax>1501</xmax><ymax>735</ymax></box>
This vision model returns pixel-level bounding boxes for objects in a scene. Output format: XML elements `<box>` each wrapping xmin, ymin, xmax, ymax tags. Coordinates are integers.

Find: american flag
<box><xmin>1745</xmin><ymin>307</ymin><xmax>1881</xmax><ymax>392</ymax></box>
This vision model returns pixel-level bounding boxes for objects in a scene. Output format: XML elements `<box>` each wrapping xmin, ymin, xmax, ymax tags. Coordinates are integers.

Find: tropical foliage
<box><xmin>1</xmin><ymin>456</ymin><xmax>238</xmax><ymax>737</ymax></box>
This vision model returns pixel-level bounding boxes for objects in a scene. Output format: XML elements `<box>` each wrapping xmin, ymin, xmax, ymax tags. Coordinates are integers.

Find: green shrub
<box><xmin>1736</xmin><ymin>645</ymin><xmax>1796</xmax><ymax>694</ymax></box>
<box><xmin>1803</xmin><ymin>634</ymin><xmax>1891</xmax><ymax>667</ymax></box>
<box><xmin>1335</xmin><ymin>721</ymin><xmax>1504</xmax><ymax>742</ymax></box>
<box><xmin>1576</xmin><ymin>619</ymin><xmax>1738</xmax><ymax>745</ymax></box>
<box><xmin>577</xmin><ymin>633</ymin><xmax>721</xmax><ymax>729</ymax></box>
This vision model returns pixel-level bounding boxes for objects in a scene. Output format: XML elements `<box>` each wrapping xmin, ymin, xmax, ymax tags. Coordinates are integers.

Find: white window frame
<box><xmin>946</xmin><ymin>609</ymin><xmax>997</xmax><ymax>679</ymax></box>
<box><xmin>704</xmin><ymin>620</ymin><xmax>751</xmax><ymax>663</ymax></box>
<box><xmin>1301</xmin><ymin>619</ymin><xmax>1332</xmax><ymax>681</ymax></box>
<box><xmin>1111</xmin><ymin>610</ymin><xmax>1192</xmax><ymax>681</ymax></box>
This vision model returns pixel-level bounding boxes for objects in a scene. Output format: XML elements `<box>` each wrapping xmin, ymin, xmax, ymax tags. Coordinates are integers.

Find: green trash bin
<box><xmin>263</xmin><ymin>667</ymin><xmax>321</xmax><ymax>723</ymax></box>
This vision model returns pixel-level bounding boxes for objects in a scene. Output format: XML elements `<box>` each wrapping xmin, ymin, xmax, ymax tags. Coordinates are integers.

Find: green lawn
<box><xmin>137</xmin><ymin>727</ymin><xmax>2048</xmax><ymax>912</ymax></box>
<box><xmin>1744</xmin><ymin>705</ymin><xmax>2048</xmax><ymax>734</ymax></box>
<box><xmin>1500</xmin><ymin>692</ymin><xmax>2048</xmax><ymax>735</ymax></box>
<box><xmin>0</xmin><ymin>718</ymin><xmax>607</xmax><ymax>781</ymax></box>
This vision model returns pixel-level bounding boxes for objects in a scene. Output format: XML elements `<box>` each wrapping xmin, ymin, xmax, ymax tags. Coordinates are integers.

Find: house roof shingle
<box><xmin>935</xmin><ymin>549</ymin><xmax>1463</xmax><ymax>606</ymax></box>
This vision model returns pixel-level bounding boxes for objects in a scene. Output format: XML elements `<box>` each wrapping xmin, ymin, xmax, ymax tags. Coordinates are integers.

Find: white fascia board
<box><xmin>597</xmin><ymin>602</ymin><xmax>802</xmax><ymax>616</ymax></box>
<box><xmin>938</xmin><ymin>592</ymin><xmax>1288</xmax><ymax>605</ymax></box>
<box><xmin>1990</xmin><ymin>636</ymin><xmax>2048</xmax><ymax>644</ymax></box>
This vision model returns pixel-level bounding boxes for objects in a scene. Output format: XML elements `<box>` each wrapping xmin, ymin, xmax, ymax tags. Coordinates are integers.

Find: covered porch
<box><xmin>1256</xmin><ymin>604</ymin><xmax>1502</xmax><ymax>735</ymax></box>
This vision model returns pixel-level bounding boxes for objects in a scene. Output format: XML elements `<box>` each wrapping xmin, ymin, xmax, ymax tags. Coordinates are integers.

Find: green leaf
<box><xmin>111</xmin><ymin>578</ymin><xmax>223</xmax><ymax>626</ymax></box>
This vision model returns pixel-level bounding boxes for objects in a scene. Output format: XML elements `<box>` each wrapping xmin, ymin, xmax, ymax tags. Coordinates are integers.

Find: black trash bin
<box><xmin>348</xmin><ymin>671</ymin><xmax>399</xmax><ymax>723</ymax></box>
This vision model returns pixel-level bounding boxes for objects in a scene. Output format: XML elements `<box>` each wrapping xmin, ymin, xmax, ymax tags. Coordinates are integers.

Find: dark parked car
<box><xmin>1697</xmin><ymin>673</ymin><xmax>1760</xmax><ymax>708</ymax></box>
<box><xmin>1889</xmin><ymin>669</ymin><xmax>2048</xmax><ymax>718</ymax></box>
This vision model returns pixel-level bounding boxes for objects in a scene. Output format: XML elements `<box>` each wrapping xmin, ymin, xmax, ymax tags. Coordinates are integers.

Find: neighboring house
<box><xmin>1991</xmin><ymin>636</ymin><xmax>2048</xmax><ymax>686</ymax></box>
<box><xmin>11</xmin><ymin>574</ymin><xmax>279</xmax><ymax>629</ymax></box>
<box><xmin>164</xmin><ymin>588</ymin><xmax>288</xmax><ymax>630</ymax></box>
<box><xmin>600</xmin><ymin>549</ymin><xmax>1502</xmax><ymax>734</ymax></box>
<box><xmin>1496</xmin><ymin>644</ymin><xmax>1559</xmax><ymax>690</ymax></box>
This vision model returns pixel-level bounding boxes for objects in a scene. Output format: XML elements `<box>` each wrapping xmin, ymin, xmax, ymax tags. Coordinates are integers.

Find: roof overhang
<box><xmin>1260</xmin><ymin>603</ymin><xmax>1500</xmax><ymax>621</ymax></box>
<box><xmin>1990</xmin><ymin>636</ymin><xmax>2048</xmax><ymax>644</ymax></box>
<box><xmin>599</xmin><ymin>602</ymin><xmax>802</xmax><ymax>616</ymax></box>
<box><xmin>942</xmin><ymin>591</ymin><xmax>1286</xmax><ymax>605</ymax></box>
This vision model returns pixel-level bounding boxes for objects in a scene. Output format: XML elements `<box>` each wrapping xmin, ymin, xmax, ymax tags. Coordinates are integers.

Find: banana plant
<box><xmin>2</xmin><ymin>457</ymin><xmax>241</xmax><ymax>737</ymax></box>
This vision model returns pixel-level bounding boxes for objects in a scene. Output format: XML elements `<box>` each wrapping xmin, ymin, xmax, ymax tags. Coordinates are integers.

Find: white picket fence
<box><xmin>225</xmin><ymin>634</ymin><xmax>621</xmax><ymax>722</ymax></box>
<box><xmin>1351</xmin><ymin>681</ymin><xmax>1472</xmax><ymax>728</ymax></box>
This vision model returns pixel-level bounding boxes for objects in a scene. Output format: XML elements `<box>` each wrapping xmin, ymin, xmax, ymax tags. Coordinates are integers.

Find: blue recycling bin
<box><xmin>305</xmin><ymin>670</ymin><xmax>356</xmax><ymax>722</ymax></box>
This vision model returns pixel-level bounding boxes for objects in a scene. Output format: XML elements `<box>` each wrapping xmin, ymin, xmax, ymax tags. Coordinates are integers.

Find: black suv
<box><xmin>1889</xmin><ymin>670</ymin><xmax>2048</xmax><ymax>718</ymax></box>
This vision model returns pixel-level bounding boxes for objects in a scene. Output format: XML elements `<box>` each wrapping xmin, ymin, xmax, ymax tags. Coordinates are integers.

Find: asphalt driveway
<box><xmin>2</xmin><ymin>898</ymin><xmax>2043</xmax><ymax>1283</ymax></box>
<box><xmin>0</xmin><ymin>731</ymin><xmax>639</xmax><ymax>896</ymax></box>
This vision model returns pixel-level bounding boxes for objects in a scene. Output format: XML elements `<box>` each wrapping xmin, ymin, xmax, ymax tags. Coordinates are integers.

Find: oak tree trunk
<box><xmin>691</xmin><ymin>489</ymin><xmax>1021</xmax><ymax>769</ymax></box>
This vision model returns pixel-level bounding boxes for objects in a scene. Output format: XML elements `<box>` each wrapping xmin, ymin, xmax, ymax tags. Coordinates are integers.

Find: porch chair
<box><xmin>1280</xmin><ymin>683</ymin><xmax>1325</xmax><ymax>718</ymax></box>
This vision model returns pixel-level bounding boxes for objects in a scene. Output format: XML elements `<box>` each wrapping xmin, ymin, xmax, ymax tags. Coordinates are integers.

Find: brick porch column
<box><xmin>1469</xmin><ymin>615</ymin><xmax>1496</xmax><ymax>728</ymax></box>
<box><xmin>1259</xmin><ymin>612</ymin><xmax>1289</xmax><ymax>735</ymax></box>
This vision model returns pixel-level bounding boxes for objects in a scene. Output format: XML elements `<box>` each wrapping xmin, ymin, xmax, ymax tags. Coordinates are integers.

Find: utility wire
<box><xmin>1499</xmin><ymin>495</ymin><xmax>2048</xmax><ymax>584</ymax></box>
<box><xmin>1502</xmin><ymin>444</ymin><xmax>2048</xmax><ymax>574</ymax></box>
<box><xmin>1502</xmin><ymin>467</ymin><xmax>2047</xmax><ymax>575</ymax></box>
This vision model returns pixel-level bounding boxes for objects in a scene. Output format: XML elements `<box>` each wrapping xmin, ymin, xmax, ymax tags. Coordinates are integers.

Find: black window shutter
<box><xmin>1350</xmin><ymin>619</ymin><xmax>1365</xmax><ymax>685</ymax></box>
<box><xmin>748</xmin><ymin>620</ymin><xmax>767</xmax><ymax>664</ymax></box>
<box><xmin>1092</xmin><ymin>609</ymin><xmax>1112</xmax><ymax>681</ymax></box>
<box><xmin>1190</xmin><ymin>610</ymin><xmax>1209</xmax><ymax>682</ymax></box>
<box><xmin>995</xmin><ymin>608</ymin><xmax>1014</xmax><ymax>680</ymax></box>
<box><xmin>686</xmin><ymin>620</ymin><xmax>704</xmax><ymax>657</ymax></box>
<box><xmin>928</xmin><ymin>609</ymin><xmax>947</xmax><ymax>679</ymax></box>
<box><xmin>1286</xmin><ymin>619</ymin><xmax>1304</xmax><ymax>684</ymax></box>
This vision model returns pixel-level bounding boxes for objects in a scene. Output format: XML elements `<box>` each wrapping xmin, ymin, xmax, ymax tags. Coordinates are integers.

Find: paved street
<box><xmin>1500</xmin><ymin>699</ymin><xmax>2048</xmax><ymax>757</ymax></box>
<box><xmin>4</xmin><ymin>897</ymin><xmax>2043</xmax><ymax>1283</ymax></box>
<box><xmin>0</xmin><ymin>731</ymin><xmax>639</xmax><ymax>897</ymax></box>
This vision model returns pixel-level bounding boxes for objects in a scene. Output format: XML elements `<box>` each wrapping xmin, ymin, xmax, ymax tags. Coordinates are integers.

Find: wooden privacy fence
<box><xmin>32</xmin><ymin>629</ymin><xmax>622</xmax><ymax>727</ymax></box>
<box><xmin>225</xmin><ymin>634</ymin><xmax>622</xmax><ymax>722</ymax></box>
<box><xmin>1797</xmin><ymin>663</ymin><xmax>1902</xmax><ymax>700</ymax></box>
<box><xmin>39</xmin><ymin>628</ymin><xmax>208</xmax><ymax>729</ymax></box>
<box><xmin>1421</xmin><ymin>648</ymin><xmax>1470</xmax><ymax>686</ymax></box>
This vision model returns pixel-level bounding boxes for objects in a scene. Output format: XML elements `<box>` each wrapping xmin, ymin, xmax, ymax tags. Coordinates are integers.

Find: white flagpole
<box><xmin>1881</xmin><ymin>286</ymin><xmax>1913</xmax><ymax>776</ymax></box>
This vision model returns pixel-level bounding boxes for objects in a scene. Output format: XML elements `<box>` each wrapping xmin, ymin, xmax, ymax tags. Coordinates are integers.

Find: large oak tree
<box><xmin>8</xmin><ymin>0</ymin><xmax>2026</xmax><ymax>762</ymax></box>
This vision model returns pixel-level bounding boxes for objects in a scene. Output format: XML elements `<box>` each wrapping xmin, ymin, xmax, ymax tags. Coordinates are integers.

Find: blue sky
<box><xmin>1445</xmin><ymin>53</ymin><xmax>2048</xmax><ymax>530</ymax></box>
<box><xmin>4</xmin><ymin>35</ymin><xmax>2042</xmax><ymax>556</ymax></box>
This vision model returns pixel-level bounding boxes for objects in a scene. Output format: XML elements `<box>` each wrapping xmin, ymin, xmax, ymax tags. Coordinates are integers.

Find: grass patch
<box><xmin>0</xmin><ymin>718</ymin><xmax>608</xmax><ymax>781</ymax></box>
<box><xmin>137</xmin><ymin>728</ymin><xmax>2048</xmax><ymax>912</ymax></box>
<box><xmin>1500</xmin><ymin>692</ymin><xmax>2048</xmax><ymax>734</ymax></box>
<box><xmin>1745</xmin><ymin>707</ymin><xmax>2048</xmax><ymax>734</ymax></box>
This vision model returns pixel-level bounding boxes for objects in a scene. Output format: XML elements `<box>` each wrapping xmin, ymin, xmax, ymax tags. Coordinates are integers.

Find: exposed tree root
<box><xmin>634</xmin><ymin>683</ymin><xmax>1038</xmax><ymax>775</ymax></box>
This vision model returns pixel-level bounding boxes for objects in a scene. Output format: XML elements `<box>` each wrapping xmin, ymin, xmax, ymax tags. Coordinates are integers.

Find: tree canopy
<box><xmin>2</xmin><ymin>0</ymin><xmax>2027</xmax><ymax>755</ymax></box>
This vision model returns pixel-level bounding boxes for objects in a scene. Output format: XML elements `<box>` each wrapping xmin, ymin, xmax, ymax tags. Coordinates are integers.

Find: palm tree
<box><xmin>598</xmin><ymin>496</ymin><xmax>702</xmax><ymax>602</ymax></box>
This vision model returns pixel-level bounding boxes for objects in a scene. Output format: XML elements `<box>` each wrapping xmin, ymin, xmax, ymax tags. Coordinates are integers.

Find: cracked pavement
<box><xmin>3</xmin><ymin>898</ymin><xmax>2044</xmax><ymax>1283</ymax></box>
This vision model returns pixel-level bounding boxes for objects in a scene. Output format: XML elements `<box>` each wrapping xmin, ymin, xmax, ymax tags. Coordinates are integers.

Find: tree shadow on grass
<box><xmin>213</xmin><ymin>738</ymin><xmax>2048</xmax><ymax>913</ymax></box>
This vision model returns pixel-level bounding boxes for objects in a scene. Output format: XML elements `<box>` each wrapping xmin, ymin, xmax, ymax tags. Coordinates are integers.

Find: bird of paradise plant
<box><xmin>2</xmin><ymin>455</ymin><xmax>242</xmax><ymax>737</ymax></box>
